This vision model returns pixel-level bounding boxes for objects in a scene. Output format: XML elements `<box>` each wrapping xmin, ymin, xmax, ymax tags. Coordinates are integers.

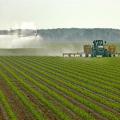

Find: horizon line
<box><xmin>0</xmin><ymin>27</ymin><xmax>120</xmax><ymax>30</ymax></box>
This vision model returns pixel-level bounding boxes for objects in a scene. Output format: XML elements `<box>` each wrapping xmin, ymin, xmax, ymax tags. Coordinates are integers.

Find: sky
<box><xmin>0</xmin><ymin>0</ymin><xmax>120</xmax><ymax>29</ymax></box>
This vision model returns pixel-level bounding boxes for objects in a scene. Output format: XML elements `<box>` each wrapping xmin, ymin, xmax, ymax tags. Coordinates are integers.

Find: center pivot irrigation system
<box><xmin>63</xmin><ymin>40</ymin><xmax>120</xmax><ymax>57</ymax></box>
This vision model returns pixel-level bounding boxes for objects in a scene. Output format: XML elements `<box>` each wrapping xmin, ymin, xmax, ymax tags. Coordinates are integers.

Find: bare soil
<box><xmin>0</xmin><ymin>79</ymin><xmax>35</xmax><ymax>120</ymax></box>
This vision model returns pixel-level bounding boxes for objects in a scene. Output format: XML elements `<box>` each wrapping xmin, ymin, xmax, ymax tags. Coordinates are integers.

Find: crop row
<box><xmin>1</xmin><ymin>57</ymin><xmax>120</xmax><ymax>120</ymax></box>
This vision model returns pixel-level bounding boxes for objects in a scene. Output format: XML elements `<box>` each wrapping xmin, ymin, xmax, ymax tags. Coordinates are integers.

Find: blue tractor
<box><xmin>91</xmin><ymin>40</ymin><xmax>111</xmax><ymax>57</ymax></box>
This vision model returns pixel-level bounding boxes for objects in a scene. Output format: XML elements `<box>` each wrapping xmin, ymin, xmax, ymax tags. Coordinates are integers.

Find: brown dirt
<box><xmin>0</xmin><ymin>79</ymin><xmax>35</xmax><ymax>120</ymax></box>
<box><xmin>44</xmin><ymin>82</ymin><xmax>106</xmax><ymax>120</ymax></box>
<box><xmin>0</xmin><ymin>104</ymin><xmax>8</xmax><ymax>120</ymax></box>
<box><xmin>66</xmin><ymin>85</ymin><xmax>120</xmax><ymax>117</ymax></box>
<box><xmin>12</xmin><ymin>73</ymin><xmax>80</xmax><ymax>120</ymax></box>
<box><xmin>28</xmin><ymin>76</ymin><xmax>104</xmax><ymax>120</ymax></box>
<box><xmin>46</xmin><ymin>77</ymin><xmax>120</xmax><ymax>118</ymax></box>
<box><xmin>20</xmin><ymin>86</ymin><xmax>78</xmax><ymax>120</ymax></box>
<box><xmin>14</xmin><ymin>82</ymin><xmax>58</xmax><ymax>120</ymax></box>
<box><xmin>22</xmin><ymin>75</ymin><xmax>99</xmax><ymax>120</ymax></box>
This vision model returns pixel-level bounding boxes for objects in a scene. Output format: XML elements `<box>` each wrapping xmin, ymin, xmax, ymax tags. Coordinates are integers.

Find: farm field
<box><xmin>0</xmin><ymin>56</ymin><xmax>120</xmax><ymax>120</ymax></box>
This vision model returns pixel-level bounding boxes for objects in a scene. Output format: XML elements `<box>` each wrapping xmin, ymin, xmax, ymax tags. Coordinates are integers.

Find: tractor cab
<box><xmin>92</xmin><ymin>40</ymin><xmax>110</xmax><ymax>57</ymax></box>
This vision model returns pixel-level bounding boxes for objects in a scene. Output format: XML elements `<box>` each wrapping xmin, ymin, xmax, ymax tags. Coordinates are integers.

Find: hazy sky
<box><xmin>0</xmin><ymin>0</ymin><xmax>120</xmax><ymax>29</ymax></box>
